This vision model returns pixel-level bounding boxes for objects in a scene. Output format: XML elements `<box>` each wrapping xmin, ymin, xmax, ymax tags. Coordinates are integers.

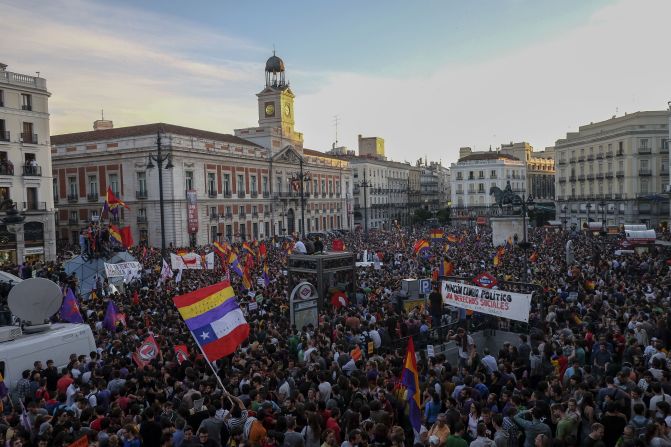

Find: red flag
<box><xmin>132</xmin><ymin>291</ymin><xmax>139</xmax><ymax>305</ymax></box>
<box><xmin>259</xmin><ymin>242</ymin><xmax>267</xmax><ymax>259</ymax></box>
<box><xmin>331</xmin><ymin>290</ymin><xmax>348</xmax><ymax>308</ymax></box>
<box><xmin>332</xmin><ymin>239</ymin><xmax>345</xmax><ymax>251</ymax></box>
<box><xmin>120</xmin><ymin>226</ymin><xmax>134</xmax><ymax>249</ymax></box>
<box><xmin>529</xmin><ymin>252</ymin><xmax>539</xmax><ymax>263</ymax></box>
<box><xmin>351</xmin><ymin>345</ymin><xmax>362</xmax><ymax>361</ymax></box>
<box><xmin>132</xmin><ymin>334</ymin><xmax>159</xmax><ymax>368</ymax></box>
<box><xmin>174</xmin><ymin>345</ymin><xmax>189</xmax><ymax>365</ymax></box>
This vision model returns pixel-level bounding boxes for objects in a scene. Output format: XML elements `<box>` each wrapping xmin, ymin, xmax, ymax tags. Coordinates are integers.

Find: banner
<box><xmin>441</xmin><ymin>280</ymin><xmax>532</xmax><ymax>323</ymax></box>
<box><xmin>186</xmin><ymin>189</ymin><xmax>199</xmax><ymax>234</ymax></box>
<box><xmin>170</xmin><ymin>252</ymin><xmax>215</xmax><ymax>270</ymax></box>
<box><xmin>104</xmin><ymin>261</ymin><xmax>143</xmax><ymax>279</ymax></box>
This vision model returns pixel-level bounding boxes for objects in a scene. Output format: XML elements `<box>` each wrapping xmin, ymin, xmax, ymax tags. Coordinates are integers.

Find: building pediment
<box><xmin>272</xmin><ymin>145</ymin><xmax>303</xmax><ymax>164</ymax></box>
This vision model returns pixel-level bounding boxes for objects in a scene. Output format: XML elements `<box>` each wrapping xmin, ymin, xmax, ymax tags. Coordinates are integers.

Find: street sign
<box><xmin>473</xmin><ymin>272</ymin><xmax>497</xmax><ymax>289</ymax></box>
<box><xmin>419</xmin><ymin>278</ymin><xmax>432</xmax><ymax>295</ymax></box>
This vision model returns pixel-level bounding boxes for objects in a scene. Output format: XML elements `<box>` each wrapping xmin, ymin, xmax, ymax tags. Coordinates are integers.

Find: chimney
<box><xmin>0</xmin><ymin>63</ymin><xmax>7</xmax><ymax>71</ymax></box>
<box><xmin>93</xmin><ymin>119</ymin><xmax>114</xmax><ymax>131</ymax></box>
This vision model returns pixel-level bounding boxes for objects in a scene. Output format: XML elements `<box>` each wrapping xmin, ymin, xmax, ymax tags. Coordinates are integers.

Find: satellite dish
<box><xmin>8</xmin><ymin>278</ymin><xmax>63</xmax><ymax>331</ymax></box>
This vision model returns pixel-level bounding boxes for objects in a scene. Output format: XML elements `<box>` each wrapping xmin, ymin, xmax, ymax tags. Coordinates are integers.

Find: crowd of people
<box><xmin>1</xmin><ymin>222</ymin><xmax>671</xmax><ymax>447</ymax></box>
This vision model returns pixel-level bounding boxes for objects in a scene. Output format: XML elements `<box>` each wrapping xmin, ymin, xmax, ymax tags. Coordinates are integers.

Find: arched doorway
<box><xmin>287</xmin><ymin>208</ymin><xmax>295</xmax><ymax>235</ymax></box>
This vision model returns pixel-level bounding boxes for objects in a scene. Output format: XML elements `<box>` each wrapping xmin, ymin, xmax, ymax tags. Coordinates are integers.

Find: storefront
<box><xmin>0</xmin><ymin>225</ymin><xmax>17</xmax><ymax>265</ymax></box>
<box><xmin>24</xmin><ymin>221</ymin><xmax>45</xmax><ymax>263</ymax></box>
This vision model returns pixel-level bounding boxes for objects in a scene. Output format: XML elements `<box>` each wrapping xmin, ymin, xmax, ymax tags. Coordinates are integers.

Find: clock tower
<box><xmin>236</xmin><ymin>52</ymin><xmax>303</xmax><ymax>152</ymax></box>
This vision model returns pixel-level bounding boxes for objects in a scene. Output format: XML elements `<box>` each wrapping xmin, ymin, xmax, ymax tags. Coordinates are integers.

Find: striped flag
<box><xmin>173</xmin><ymin>281</ymin><xmax>250</xmax><ymax>362</ymax></box>
<box><xmin>227</xmin><ymin>252</ymin><xmax>244</xmax><ymax>277</ymax></box>
<box><xmin>412</xmin><ymin>239</ymin><xmax>430</xmax><ymax>256</ymax></box>
<box><xmin>439</xmin><ymin>259</ymin><xmax>454</xmax><ymax>277</ymax></box>
<box><xmin>400</xmin><ymin>337</ymin><xmax>422</xmax><ymax>433</ymax></box>
<box><xmin>262</xmin><ymin>263</ymin><xmax>270</xmax><ymax>288</ymax></box>
<box><xmin>429</xmin><ymin>229</ymin><xmax>444</xmax><ymax>240</ymax></box>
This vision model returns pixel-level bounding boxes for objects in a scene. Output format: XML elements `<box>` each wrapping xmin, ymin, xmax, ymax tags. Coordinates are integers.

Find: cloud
<box><xmin>297</xmin><ymin>0</ymin><xmax>671</xmax><ymax>163</ymax></box>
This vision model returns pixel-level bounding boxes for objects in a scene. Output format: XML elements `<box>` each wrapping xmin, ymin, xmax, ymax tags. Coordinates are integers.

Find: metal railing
<box><xmin>263</xmin><ymin>191</ymin><xmax>270</xmax><ymax>198</ymax></box>
<box><xmin>136</xmin><ymin>190</ymin><xmax>148</xmax><ymax>199</ymax></box>
<box><xmin>20</xmin><ymin>133</ymin><xmax>38</xmax><ymax>144</ymax></box>
<box><xmin>67</xmin><ymin>193</ymin><xmax>79</xmax><ymax>202</ymax></box>
<box><xmin>616</xmin><ymin>170</ymin><xmax>624</xmax><ymax>177</ymax></box>
<box><xmin>68</xmin><ymin>218</ymin><xmax>78</xmax><ymax>225</ymax></box>
<box><xmin>21</xmin><ymin>202</ymin><xmax>46</xmax><ymax>211</ymax></box>
<box><xmin>137</xmin><ymin>216</ymin><xmax>148</xmax><ymax>224</ymax></box>
<box><xmin>87</xmin><ymin>193</ymin><xmax>99</xmax><ymax>202</ymax></box>
<box><xmin>639</xmin><ymin>169</ymin><xmax>652</xmax><ymax>176</ymax></box>
<box><xmin>237</xmin><ymin>191</ymin><xmax>246</xmax><ymax>198</ymax></box>
<box><xmin>638</xmin><ymin>147</ymin><xmax>652</xmax><ymax>154</ymax></box>
<box><xmin>606</xmin><ymin>151</ymin><xmax>613</xmax><ymax>158</ymax></box>
<box><xmin>21</xmin><ymin>105</ymin><xmax>32</xmax><ymax>111</ymax></box>
<box><xmin>0</xmin><ymin>164</ymin><xmax>13</xmax><ymax>175</ymax></box>
<box><xmin>208</xmin><ymin>190</ymin><xmax>217</xmax><ymax>198</ymax></box>
<box><xmin>0</xmin><ymin>131</ymin><xmax>9</xmax><ymax>142</ymax></box>
<box><xmin>250</xmin><ymin>191</ymin><xmax>258</xmax><ymax>198</ymax></box>
<box><xmin>22</xmin><ymin>165</ymin><xmax>41</xmax><ymax>176</ymax></box>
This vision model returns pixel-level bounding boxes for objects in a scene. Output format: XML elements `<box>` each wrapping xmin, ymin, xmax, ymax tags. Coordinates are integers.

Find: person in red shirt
<box><xmin>56</xmin><ymin>371</ymin><xmax>73</xmax><ymax>396</ymax></box>
<box><xmin>325</xmin><ymin>407</ymin><xmax>341</xmax><ymax>443</ymax></box>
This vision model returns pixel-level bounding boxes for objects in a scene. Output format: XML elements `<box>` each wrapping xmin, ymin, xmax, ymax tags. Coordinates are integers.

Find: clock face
<box><xmin>284</xmin><ymin>104</ymin><xmax>291</xmax><ymax>117</ymax></box>
<box><xmin>265</xmin><ymin>103</ymin><xmax>275</xmax><ymax>117</ymax></box>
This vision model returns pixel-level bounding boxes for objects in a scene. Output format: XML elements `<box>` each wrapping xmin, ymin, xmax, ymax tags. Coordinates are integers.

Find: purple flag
<box><xmin>103</xmin><ymin>300</ymin><xmax>124</xmax><ymax>331</ymax></box>
<box><xmin>59</xmin><ymin>288</ymin><xmax>84</xmax><ymax>323</ymax></box>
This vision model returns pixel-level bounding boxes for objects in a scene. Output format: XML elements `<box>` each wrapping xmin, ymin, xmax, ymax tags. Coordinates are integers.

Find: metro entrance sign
<box><xmin>473</xmin><ymin>272</ymin><xmax>497</xmax><ymax>289</ymax></box>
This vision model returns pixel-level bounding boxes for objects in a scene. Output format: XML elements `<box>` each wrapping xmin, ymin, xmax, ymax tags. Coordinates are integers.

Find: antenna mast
<box><xmin>333</xmin><ymin>115</ymin><xmax>340</xmax><ymax>148</ymax></box>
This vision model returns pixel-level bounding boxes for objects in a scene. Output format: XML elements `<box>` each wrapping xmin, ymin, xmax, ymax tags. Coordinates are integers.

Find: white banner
<box><xmin>441</xmin><ymin>280</ymin><xmax>532</xmax><ymax>323</ymax></box>
<box><xmin>170</xmin><ymin>252</ymin><xmax>215</xmax><ymax>270</ymax></box>
<box><xmin>105</xmin><ymin>261</ymin><xmax>143</xmax><ymax>279</ymax></box>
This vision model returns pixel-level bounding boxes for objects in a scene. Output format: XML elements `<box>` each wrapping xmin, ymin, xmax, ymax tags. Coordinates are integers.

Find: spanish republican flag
<box><xmin>529</xmin><ymin>251</ymin><xmax>539</xmax><ymax>262</ymax></box>
<box><xmin>413</xmin><ymin>239</ymin><xmax>430</xmax><ymax>256</ymax></box>
<box><xmin>400</xmin><ymin>337</ymin><xmax>422</xmax><ymax>433</ymax></box>
<box><xmin>104</xmin><ymin>186</ymin><xmax>128</xmax><ymax>213</ymax></box>
<box><xmin>213</xmin><ymin>241</ymin><xmax>229</xmax><ymax>259</ymax></box>
<box><xmin>447</xmin><ymin>234</ymin><xmax>459</xmax><ymax>243</ymax></box>
<box><xmin>493</xmin><ymin>255</ymin><xmax>501</xmax><ymax>267</ymax></box>
<box><xmin>173</xmin><ymin>281</ymin><xmax>250</xmax><ymax>362</ymax></box>
<box><xmin>429</xmin><ymin>229</ymin><xmax>444</xmax><ymax>240</ymax></box>
<box><xmin>109</xmin><ymin>225</ymin><xmax>122</xmax><ymax>243</ymax></box>
<box><xmin>439</xmin><ymin>259</ymin><xmax>454</xmax><ymax>276</ymax></box>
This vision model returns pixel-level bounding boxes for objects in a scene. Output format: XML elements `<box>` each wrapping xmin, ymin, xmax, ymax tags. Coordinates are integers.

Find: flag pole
<box><xmin>188</xmin><ymin>331</ymin><xmax>229</xmax><ymax>395</ymax></box>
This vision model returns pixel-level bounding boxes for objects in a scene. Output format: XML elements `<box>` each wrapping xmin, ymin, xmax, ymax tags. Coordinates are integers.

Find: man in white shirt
<box><xmin>481</xmin><ymin>348</ymin><xmax>498</xmax><ymax>374</ymax></box>
<box><xmin>293</xmin><ymin>239</ymin><xmax>307</xmax><ymax>254</ymax></box>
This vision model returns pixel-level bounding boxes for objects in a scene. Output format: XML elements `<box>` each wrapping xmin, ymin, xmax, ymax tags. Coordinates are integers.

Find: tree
<box><xmin>413</xmin><ymin>208</ymin><xmax>432</xmax><ymax>223</ymax></box>
<box><xmin>436</xmin><ymin>207</ymin><xmax>451</xmax><ymax>224</ymax></box>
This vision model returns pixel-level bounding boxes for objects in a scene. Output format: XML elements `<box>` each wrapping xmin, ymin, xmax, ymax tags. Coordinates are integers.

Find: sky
<box><xmin>1</xmin><ymin>0</ymin><xmax>669</xmax><ymax>165</ymax></box>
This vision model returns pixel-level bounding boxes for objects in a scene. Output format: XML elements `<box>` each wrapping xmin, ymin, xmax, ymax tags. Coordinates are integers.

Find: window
<box><xmin>209</xmin><ymin>206</ymin><xmax>217</xmax><ymax>217</ymax></box>
<box><xmin>137</xmin><ymin>172</ymin><xmax>147</xmax><ymax>194</ymax></box>
<box><xmin>253</xmin><ymin>222</ymin><xmax>258</xmax><ymax>239</ymax></box>
<box><xmin>239</xmin><ymin>224</ymin><xmax>246</xmax><ymax>241</ymax></box>
<box><xmin>328</xmin><ymin>180</ymin><xmax>333</xmax><ymax>194</ymax></box>
<box><xmin>277</xmin><ymin>176</ymin><xmax>283</xmax><ymax>193</ymax></box>
<box><xmin>237</xmin><ymin>174</ymin><xmax>244</xmax><ymax>193</ymax></box>
<box><xmin>109</xmin><ymin>173</ymin><xmax>119</xmax><ymax>195</ymax></box>
<box><xmin>207</xmin><ymin>173</ymin><xmax>216</xmax><ymax>195</ymax></box>
<box><xmin>640</xmin><ymin>180</ymin><xmax>649</xmax><ymax>194</ymax></box>
<box><xmin>138</xmin><ymin>208</ymin><xmax>146</xmax><ymax>218</ymax></box>
<box><xmin>223</xmin><ymin>174</ymin><xmax>231</xmax><ymax>195</ymax></box>
<box><xmin>252</xmin><ymin>205</ymin><xmax>257</xmax><ymax>215</ymax></box>
<box><xmin>185</xmin><ymin>171</ymin><xmax>193</xmax><ymax>190</ymax></box>
<box><xmin>68</xmin><ymin>176</ymin><xmax>77</xmax><ymax>197</ymax></box>
<box><xmin>640</xmin><ymin>138</ymin><xmax>649</xmax><ymax>148</ymax></box>
<box><xmin>52</xmin><ymin>178</ymin><xmax>58</xmax><ymax>201</ymax></box>
<box><xmin>478</xmin><ymin>183</ymin><xmax>485</xmax><ymax>193</ymax></box>
<box><xmin>250</xmin><ymin>175</ymin><xmax>257</xmax><ymax>194</ymax></box>
<box><xmin>26</xmin><ymin>187</ymin><xmax>37</xmax><ymax>210</ymax></box>
<box><xmin>88</xmin><ymin>175</ymin><xmax>98</xmax><ymax>197</ymax></box>
<box><xmin>478</xmin><ymin>171</ymin><xmax>484</xmax><ymax>179</ymax></box>
<box><xmin>90</xmin><ymin>209</ymin><xmax>99</xmax><ymax>221</ymax></box>
<box><xmin>457</xmin><ymin>172</ymin><xmax>463</xmax><ymax>180</ymax></box>
<box><xmin>321</xmin><ymin>180</ymin><xmax>326</xmax><ymax>194</ymax></box>
<box><xmin>265</xmin><ymin>222</ymin><xmax>270</xmax><ymax>238</ymax></box>
<box><xmin>211</xmin><ymin>226</ymin><xmax>218</xmax><ymax>243</ymax></box>
<box><xmin>0</xmin><ymin>90</ymin><xmax>4</xmax><ymax>107</ymax></box>
<box><xmin>0</xmin><ymin>119</ymin><xmax>7</xmax><ymax>141</ymax></box>
<box><xmin>490</xmin><ymin>170</ymin><xmax>496</xmax><ymax>179</ymax></box>
<box><xmin>22</xmin><ymin>122</ymin><xmax>34</xmax><ymax>143</ymax></box>
<box><xmin>640</xmin><ymin>159</ymin><xmax>649</xmax><ymax>169</ymax></box>
<box><xmin>225</xmin><ymin>225</ymin><xmax>232</xmax><ymax>240</ymax></box>
<box><xmin>21</xmin><ymin>94</ymin><xmax>32</xmax><ymax>111</ymax></box>
<box><xmin>70</xmin><ymin>210</ymin><xmax>78</xmax><ymax>222</ymax></box>
<box><xmin>262</xmin><ymin>176</ymin><xmax>268</xmax><ymax>194</ymax></box>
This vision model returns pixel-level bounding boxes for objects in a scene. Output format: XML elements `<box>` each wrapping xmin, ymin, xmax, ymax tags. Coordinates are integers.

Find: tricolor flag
<box><xmin>103</xmin><ymin>300</ymin><xmax>125</xmax><ymax>331</ymax></box>
<box><xmin>400</xmin><ymin>337</ymin><xmax>422</xmax><ymax>433</ymax></box>
<box><xmin>103</xmin><ymin>186</ymin><xmax>128</xmax><ymax>216</ymax></box>
<box><xmin>241</xmin><ymin>265</ymin><xmax>252</xmax><ymax>290</ymax></box>
<box><xmin>447</xmin><ymin>234</ymin><xmax>459</xmax><ymax>243</ymax></box>
<box><xmin>173</xmin><ymin>281</ymin><xmax>250</xmax><ymax>362</ymax></box>
<box><xmin>439</xmin><ymin>259</ymin><xmax>454</xmax><ymax>277</ymax></box>
<box><xmin>493</xmin><ymin>255</ymin><xmax>501</xmax><ymax>267</ymax></box>
<box><xmin>60</xmin><ymin>288</ymin><xmax>84</xmax><ymax>323</ymax></box>
<box><xmin>429</xmin><ymin>229</ymin><xmax>444</xmax><ymax>240</ymax></box>
<box><xmin>227</xmin><ymin>252</ymin><xmax>244</xmax><ymax>277</ymax></box>
<box><xmin>529</xmin><ymin>251</ymin><xmax>539</xmax><ymax>263</ymax></box>
<box><xmin>109</xmin><ymin>225</ymin><xmax>122</xmax><ymax>244</ymax></box>
<box><xmin>242</xmin><ymin>242</ymin><xmax>254</xmax><ymax>257</ymax></box>
<box><xmin>262</xmin><ymin>263</ymin><xmax>270</xmax><ymax>288</ymax></box>
<box><xmin>412</xmin><ymin>239</ymin><xmax>430</xmax><ymax>256</ymax></box>
<box><xmin>213</xmin><ymin>241</ymin><xmax>229</xmax><ymax>259</ymax></box>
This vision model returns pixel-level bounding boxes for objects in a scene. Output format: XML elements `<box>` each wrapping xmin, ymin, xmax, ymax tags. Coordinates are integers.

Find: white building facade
<box><xmin>554</xmin><ymin>111</ymin><xmax>669</xmax><ymax>228</ymax></box>
<box><xmin>0</xmin><ymin>63</ymin><xmax>56</xmax><ymax>262</ymax></box>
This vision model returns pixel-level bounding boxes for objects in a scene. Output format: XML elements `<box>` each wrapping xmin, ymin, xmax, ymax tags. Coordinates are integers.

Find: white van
<box><xmin>0</xmin><ymin>323</ymin><xmax>97</xmax><ymax>390</ymax></box>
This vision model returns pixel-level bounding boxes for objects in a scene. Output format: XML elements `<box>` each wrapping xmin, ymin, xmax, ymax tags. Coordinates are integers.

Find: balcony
<box><xmin>21</xmin><ymin>104</ymin><xmax>32</xmax><ymax>111</ymax></box>
<box><xmin>67</xmin><ymin>193</ymin><xmax>79</xmax><ymax>203</ymax></box>
<box><xmin>586</xmin><ymin>174</ymin><xmax>594</xmax><ymax>181</ymax></box>
<box><xmin>606</xmin><ymin>151</ymin><xmax>613</xmax><ymax>158</ymax></box>
<box><xmin>616</xmin><ymin>170</ymin><xmax>624</xmax><ymax>177</ymax></box>
<box><xmin>558</xmin><ymin>177</ymin><xmax>566</xmax><ymax>183</ymax></box>
<box><xmin>595</xmin><ymin>173</ymin><xmax>604</xmax><ymax>179</ymax></box>
<box><xmin>22</xmin><ymin>165</ymin><xmax>41</xmax><ymax>176</ymax></box>
<box><xmin>336</xmin><ymin>192</ymin><xmax>341</xmax><ymax>197</ymax></box>
<box><xmin>137</xmin><ymin>216</ymin><xmax>148</xmax><ymax>224</ymax></box>
<box><xmin>578</xmin><ymin>155</ymin><xmax>585</xmax><ymax>162</ymax></box>
<box><xmin>605</xmin><ymin>172</ymin><xmax>614</xmax><ymax>178</ymax></box>
<box><xmin>209</xmin><ymin>212</ymin><xmax>218</xmax><ymax>221</ymax></box>
<box><xmin>612</xmin><ymin>193</ymin><xmax>623</xmax><ymax>200</ymax></box>
<box><xmin>136</xmin><ymin>190</ymin><xmax>148</xmax><ymax>199</ymax></box>
<box><xmin>639</xmin><ymin>168</ymin><xmax>652</xmax><ymax>176</ymax></box>
<box><xmin>250</xmin><ymin>191</ymin><xmax>258</xmax><ymax>198</ymax></box>
<box><xmin>587</xmin><ymin>154</ymin><xmax>594</xmax><ymax>161</ymax></box>
<box><xmin>68</xmin><ymin>218</ymin><xmax>78</xmax><ymax>225</ymax></box>
<box><xmin>238</xmin><ymin>212</ymin><xmax>246</xmax><ymax>219</ymax></box>
<box><xmin>252</xmin><ymin>212</ymin><xmax>259</xmax><ymax>218</ymax></box>
<box><xmin>263</xmin><ymin>191</ymin><xmax>270</xmax><ymax>198</ymax></box>
<box><xmin>21</xmin><ymin>202</ymin><xmax>46</xmax><ymax>211</ymax></box>
<box><xmin>455</xmin><ymin>190</ymin><xmax>464</xmax><ymax>195</ymax></box>
<box><xmin>637</xmin><ymin>147</ymin><xmax>652</xmax><ymax>155</ymax></box>
<box><xmin>569</xmin><ymin>157</ymin><xmax>576</xmax><ymax>163</ymax></box>
<box><xmin>617</xmin><ymin>149</ymin><xmax>625</xmax><ymax>156</ymax></box>
<box><xmin>596</xmin><ymin>153</ymin><xmax>604</xmax><ymax>159</ymax></box>
<box><xmin>569</xmin><ymin>175</ymin><xmax>576</xmax><ymax>182</ymax></box>
<box><xmin>0</xmin><ymin>164</ymin><xmax>13</xmax><ymax>175</ymax></box>
<box><xmin>87</xmin><ymin>193</ymin><xmax>99</xmax><ymax>202</ymax></box>
<box><xmin>321</xmin><ymin>192</ymin><xmax>327</xmax><ymax>198</ymax></box>
<box><xmin>223</xmin><ymin>191</ymin><xmax>232</xmax><ymax>198</ymax></box>
<box><xmin>224</xmin><ymin>212</ymin><xmax>233</xmax><ymax>219</ymax></box>
<box><xmin>273</xmin><ymin>191</ymin><xmax>300</xmax><ymax>199</ymax></box>
<box><xmin>577</xmin><ymin>174</ymin><xmax>585</xmax><ymax>182</ymax></box>
<box><xmin>237</xmin><ymin>191</ymin><xmax>246</xmax><ymax>199</ymax></box>
<box><xmin>208</xmin><ymin>190</ymin><xmax>217</xmax><ymax>198</ymax></box>
<box><xmin>0</xmin><ymin>131</ymin><xmax>9</xmax><ymax>142</ymax></box>
<box><xmin>557</xmin><ymin>160</ymin><xmax>567</xmax><ymax>166</ymax></box>
<box><xmin>20</xmin><ymin>133</ymin><xmax>38</xmax><ymax>144</ymax></box>
<box><xmin>661</xmin><ymin>169</ymin><xmax>669</xmax><ymax>177</ymax></box>
<box><xmin>661</xmin><ymin>145</ymin><xmax>669</xmax><ymax>154</ymax></box>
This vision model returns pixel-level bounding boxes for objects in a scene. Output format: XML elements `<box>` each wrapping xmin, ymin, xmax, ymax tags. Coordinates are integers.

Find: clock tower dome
<box><xmin>235</xmin><ymin>52</ymin><xmax>304</xmax><ymax>152</ymax></box>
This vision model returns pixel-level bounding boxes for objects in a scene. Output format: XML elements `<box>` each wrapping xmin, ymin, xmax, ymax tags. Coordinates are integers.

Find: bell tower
<box><xmin>257</xmin><ymin>51</ymin><xmax>295</xmax><ymax>132</ymax></box>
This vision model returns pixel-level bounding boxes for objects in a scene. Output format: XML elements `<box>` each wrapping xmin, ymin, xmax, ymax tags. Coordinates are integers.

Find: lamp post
<box><xmin>561</xmin><ymin>204</ymin><xmax>568</xmax><ymax>230</ymax></box>
<box><xmin>146</xmin><ymin>131</ymin><xmax>174</xmax><ymax>257</ymax></box>
<box><xmin>598</xmin><ymin>199</ymin><xmax>607</xmax><ymax>232</ymax></box>
<box><xmin>356</xmin><ymin>169</ymin><xmax>371</xmax><ymax>240</ymax></box>
<box><xmin>586</xmin><ymin>202</ymin><xmax>592</xmax><ymax>227</ymax></box>
<box><xmin>290</xmin><ymin>157</ymin><xmax>310</xmax><ymax>238</ymax></box>
<box><xmin>514</xmin><ymin>195</ymin><xmax>535</xmax><ymax>282</ymax></box>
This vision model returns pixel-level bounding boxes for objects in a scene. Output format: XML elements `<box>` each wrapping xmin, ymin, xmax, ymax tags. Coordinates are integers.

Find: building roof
<box><xmin>303</xmin><ymin>148</ymin><xmax>347</xmax><ymax>161</ymax></box>
<box><xmin>458</xmin><ymin>152</ymin><xmax>519</xmax><ymax>162</ymax></box>
<box><xmin>51</xmin><ymin>123</ymin><xmax>263</xmax><ymax>148</ymax></box>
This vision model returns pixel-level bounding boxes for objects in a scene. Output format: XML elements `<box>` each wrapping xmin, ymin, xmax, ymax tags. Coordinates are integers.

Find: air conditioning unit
<box><xmin>0</xmin><ymin>325</ymin><xmax>22</xmax><ymax>343</ymax></box>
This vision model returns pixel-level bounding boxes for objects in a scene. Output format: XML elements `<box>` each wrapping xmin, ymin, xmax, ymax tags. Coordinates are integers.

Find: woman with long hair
<box><xmin>301</xmin><ymin>411</ymin><xmax>323</xmax><ymax>447</ymax></box>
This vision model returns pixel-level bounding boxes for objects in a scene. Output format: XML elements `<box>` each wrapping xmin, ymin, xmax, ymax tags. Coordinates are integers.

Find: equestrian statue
<box><xmin>489</xmin><ymin>181</ymin><xmax>522</xmax><ymax>209</ymax></box>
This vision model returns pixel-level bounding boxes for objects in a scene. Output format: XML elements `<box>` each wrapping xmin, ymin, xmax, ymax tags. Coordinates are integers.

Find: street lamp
<box><xmin>586</xmin><ymin>202</ymin><xmax>592</xmax><ymax>226</ymax></box>
<box><xmin>598</xmin><ymin>200</ymin><xmax>607</xmax><ymax>232</ymax></box>
<box><xmin>289</xmin><ymin>157</ymin><xmax>310</xmax><ymax>238</ymax></box>
<box><xmin>146</xmin><ymin>131</ymin><xmax>174</xmax><ymax>257</ymax></box>
<box><xmin>355</xmin><ymin>169</ymin><xmax>371</xmax><ymax>240</ymax></box>
<box><xmin>514</xmin><ymin>195</ymin><xmax>535</xmax><ymax>282</ymax></box>
<box><xmin>561</xmin><ymin>204</ymin><xmax>568</xmax><ymax>229</ymax></box>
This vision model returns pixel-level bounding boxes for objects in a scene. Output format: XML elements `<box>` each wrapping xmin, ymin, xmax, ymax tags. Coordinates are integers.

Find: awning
<box><xmin>625</xmin><ymin>229</ymin><xmax>656</xmax><ymax>242</ymax></box>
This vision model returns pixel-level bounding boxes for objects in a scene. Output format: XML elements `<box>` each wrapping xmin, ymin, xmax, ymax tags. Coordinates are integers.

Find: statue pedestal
<box><xmin>490</xmin><ymin>216</ymin><xmax>525</xmax><ymax>247</ymax></box>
